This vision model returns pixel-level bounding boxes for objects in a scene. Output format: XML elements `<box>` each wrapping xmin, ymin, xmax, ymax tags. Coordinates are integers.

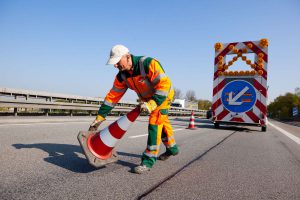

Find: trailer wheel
<box><xmin>261</xmin><ymin>126</ymin><xmax>267</xmax><ymax>132</ymax></box>
<box><xmin>214</xmin><ymin>123</ymin><xmax>219</xmax><ymax>129</ymax></box>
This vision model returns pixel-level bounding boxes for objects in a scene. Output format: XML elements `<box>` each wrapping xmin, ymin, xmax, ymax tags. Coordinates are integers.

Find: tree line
<box><xmin>174</xmin><ymin>88</ymin><xmax>212</xmax><ymax>110</ymax></box>
<box><xmin>268</xmin><ymin>92</ymin><xmax>300</xmax><ymax>120</ymax></box>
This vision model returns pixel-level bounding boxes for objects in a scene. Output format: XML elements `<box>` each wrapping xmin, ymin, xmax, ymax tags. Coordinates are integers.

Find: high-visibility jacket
<box><xmin>98</xmin><ymin>55</ymin><xmax>173</xmax><ymax>117</ymax></box>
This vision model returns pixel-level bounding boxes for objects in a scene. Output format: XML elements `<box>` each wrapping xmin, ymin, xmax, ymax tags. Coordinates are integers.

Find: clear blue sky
<box><xmin>1</xmin><ymin>0</ymin><xmax>299</xmax><ymax>104</ymax></box>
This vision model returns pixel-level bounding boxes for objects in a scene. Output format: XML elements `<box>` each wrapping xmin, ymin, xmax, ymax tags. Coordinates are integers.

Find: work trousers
<box><xmin>141</xmin><ymin>93</ymin><xmax>179</xmax><ymax>168</ymax></box>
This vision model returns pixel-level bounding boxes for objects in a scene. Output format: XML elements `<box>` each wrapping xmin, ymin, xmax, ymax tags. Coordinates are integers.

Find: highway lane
<box><xmin>0</xmin><ymin>117</ymin><xmax>300</xmax><ymax>200</ymax></box>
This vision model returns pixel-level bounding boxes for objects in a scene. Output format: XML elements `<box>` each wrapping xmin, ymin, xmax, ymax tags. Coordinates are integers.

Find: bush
<box><xmin>268</xmin><ymin>93</ymin><xmax>300</xmax><ymax>120</ymax></box>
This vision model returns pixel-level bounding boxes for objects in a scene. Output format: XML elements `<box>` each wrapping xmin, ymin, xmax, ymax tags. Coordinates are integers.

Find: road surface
<box><xmin>0</xmin><ymin>116</ymin><xmax>299</xmax><ymax>200</ymax></box>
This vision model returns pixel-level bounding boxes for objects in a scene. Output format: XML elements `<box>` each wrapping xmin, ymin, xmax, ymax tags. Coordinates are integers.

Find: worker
<box><xmin>89</xmin><ymin>44</ymin><xmax>179</xmax><ymax>174</ymax></box>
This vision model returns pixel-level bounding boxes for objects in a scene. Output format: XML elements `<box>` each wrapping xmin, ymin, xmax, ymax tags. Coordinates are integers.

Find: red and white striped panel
<box><xmin>212</xmin><ymin>40</ymin><xmax>268</xmax><ymax>125</ymax></box>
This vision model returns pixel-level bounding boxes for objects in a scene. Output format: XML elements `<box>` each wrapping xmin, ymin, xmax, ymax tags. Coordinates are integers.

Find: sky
<box><xmin>0</xmin><ymin>0</ymin><xmax>300</xmax><ymax>104</ymax></box>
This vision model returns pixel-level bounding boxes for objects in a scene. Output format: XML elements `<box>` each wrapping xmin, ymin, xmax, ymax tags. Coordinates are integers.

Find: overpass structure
<box><xmin>0</xmin><ymin>87</ymin><xmax>205</xmax><ymax>116</ymax></box>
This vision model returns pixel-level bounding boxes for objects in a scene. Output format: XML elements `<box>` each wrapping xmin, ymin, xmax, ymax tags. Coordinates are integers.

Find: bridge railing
<box><xmin>0</xmin><ymin>87</ymin><xmax>206</xmax><ymax>117</ymax></box>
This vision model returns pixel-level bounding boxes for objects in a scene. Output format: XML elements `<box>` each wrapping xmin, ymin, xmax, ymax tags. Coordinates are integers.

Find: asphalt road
<box><xmin>0</xmin><ymin>116</ymin><xmax>300</xmax><ymax>200</ymax></box>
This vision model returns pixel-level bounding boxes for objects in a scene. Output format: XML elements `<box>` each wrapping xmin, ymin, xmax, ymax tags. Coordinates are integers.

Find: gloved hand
<box><xmin>140</xmin><ymin>99</ymin><xmax>157</xmax><ymax>114</ymax></box>
<box><xmin>89</xmin><ymin>115</ymin><xmax>105</xmax><ymax>131</ymax></box>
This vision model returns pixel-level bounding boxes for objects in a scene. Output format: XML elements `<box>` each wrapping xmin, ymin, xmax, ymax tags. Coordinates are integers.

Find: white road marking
<box><xmin>128</xmin><ymin>128</ymin><xmax>184</xmax><ymax>139</ymax></box>
<box><xmin>268</xmin><ymin>121</ymin><xmax>300</xmax><ymax>145</ymax></box>
<box><xmin>129</xmin><ymin>134</ymin><xmax>148</xmax><ymax>139</ymax></box>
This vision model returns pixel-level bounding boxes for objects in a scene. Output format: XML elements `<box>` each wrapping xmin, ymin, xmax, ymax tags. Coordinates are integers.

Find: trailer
<box><xmin>211</xmin><ymin>39</ymin><xmax>269</xmax><ymax>131</ymax></box>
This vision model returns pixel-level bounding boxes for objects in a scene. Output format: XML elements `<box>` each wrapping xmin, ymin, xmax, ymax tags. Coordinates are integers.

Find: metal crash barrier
<box><xmin>0</xmin><ymin>87</ymin><xmax>205</xmax><ymax>117</ymax></box>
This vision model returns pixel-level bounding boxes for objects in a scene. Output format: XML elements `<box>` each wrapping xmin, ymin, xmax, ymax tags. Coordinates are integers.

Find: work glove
<box><xmin>140</xmin><ymin>99</ymin><xmax>157</xmax><ymax>114</ymax></box>
<box><xmin>89</xmin><ymin>115</ymin><xmax>105</xmax><ymax>131</ymax></box>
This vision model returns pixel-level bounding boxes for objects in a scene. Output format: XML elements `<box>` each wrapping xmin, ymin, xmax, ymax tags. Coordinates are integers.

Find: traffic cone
<box><xmin>78</xmin><ymin>105</ymin><xmax>141</xmax><ymax>168</ymax></box>
<box><xmin>187</xmin><ymin>111</ymin><xmax>196</xmax><ymax>129</ymax></box>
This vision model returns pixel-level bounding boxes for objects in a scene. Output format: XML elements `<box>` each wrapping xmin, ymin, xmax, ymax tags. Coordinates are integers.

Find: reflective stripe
<box><xmin>168</xmin><ymin>136</ymin><xmax>174</xmax><ymax>141</ymax></box>
<box><xmin>162</xmin><ymin>136</ymin><xmax>174</xmax><ymax>141</ymax></box>
<box><xmin>140</xmin><ymin>89</ymin><xmax>153</xmax><ymax>97</ymax></box>
<box><xmin>169</xmin><ymin>84</ymin><xmax>173</xmax><ymax>92</ymax></box>
<box><xmin>100</xmin><ymin>128</ymin><xmax>118</xmax><ymax>147</ymax></box>
<box><xmin>112</xmin><ymin>85</ymin><xmax>127</xmax><ymax>93</ymax></box>
<box><xmin>104</xmin><ymin>100</ymin><xmax>116</xmax><ymax>107</ymax></box>
<box><xmin>162</xmin><ymin>136</ymin><xmax>174</xmax><ymax>142</ymax></box>
<box><xmin>143</xmin><ymin>152</ymin><xmax>157</xmax><ymax>158</ymax></box>
<box><xmin>153</xmin><ymin>73</ymin><xmax>167</xmax><ymax>85</ymax></box>
<box><xmin>138</xmin><ymin>56</ymin><xmax>155</xmax><ymax>98</ymax></box>
<box><xmin>120</xmin><ymin>73</ymin><xmax>130</xmax><ymax>88</ymax></box>
<box><xmin>165</xmin><ymin>143</ymin><xmax>176</xmax><ymax>148</ymax></box>
<box><xmin>139</xmin><ymin>56</ymin><xmax>147</xmax><ymax>77</ymax></box>
<box><xmin>143</xmin><ymin>78</ymin><xmax>152</xmax><ymax>87</ymax></box>
<box><xmin>155</xmin><ymin>90</ymin><xmax>168</xmax><ymax>96</ymax></box>
<box><xmin>147</xmin><ymin>145</ymin><xmax>158</xmax><ymax>151</ymax></box>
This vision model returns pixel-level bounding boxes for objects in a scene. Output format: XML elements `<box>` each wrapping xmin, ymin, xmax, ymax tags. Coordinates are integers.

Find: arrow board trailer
<box><xmin>212</xmin><ymin>39</ymin><xmax>269</xmax><ymax>132</ymax></box>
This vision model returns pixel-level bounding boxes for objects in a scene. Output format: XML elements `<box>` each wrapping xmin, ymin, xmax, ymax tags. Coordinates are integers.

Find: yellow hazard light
<box><xmin>257</xmin><ymin>58</ymin><xmax>264</xmax><ymax>63</ymax></box>
<box><xmin>245</xmin><ymin>71</ymin><xmax>250</xmax><ymax>75</ymax></box>
<box><xmin>237</xmin><ymin>52</ymin><xmax>242</xmax><ymax>57</ymax></box>
<box><xmin>242</xmin><ymin>56</ymin><xmax>247</xmax><ymax>61</ymax></box>
<box><xmin>250</xmin><ymin>70</ymin><xmax>256</xmax><ymax>75</ymax></box>
<box><xmin>242</xmin><ymin>48</ymin><xmax>248</xmax><ymax>53</ymax></box>
<box><xmin>224</xmin><ymin>71</ymin><xmax>228</xmax><ymax>76</ymax></box>
<box><xmin>233</xmin><ymin>48</ymin><xmax>239</xmax><ymax>53</ymax></box>
<box><xmin>229</xmin><ymin>71</ymin><xmax>234</xmax><ymax>76</ymax></box>
<box><xmin>218</xmin><ymin>55</ymin><xmax>223</xmax><ymax>60</ymax></box>
<box><xmin>258</xmin><ymin>63</ymin><xmax>264</xmax><ymax>69</ymax></box>
<box><xmin>251</xmin><ymin>63</ymin><xmax>256</xmax><ymax>68</ymax></box>
<box><xmin>232</xmin><ymin>56</ymin><xmax>238</xmax><ymax>61</ymax></box>
<box><xmin>258</xmin><ymin>70</ymin><xmax>264</xmax><ymax>75</ymax></box>
<box><xmin>218</xmin><ymin>65</ymin><xmax>223</xmax><ymax>70</ymax></box>
<box><xmin>217</xmin><ymin>71</ymin><xmax>223</xmax><ymax>76</ymax></box>
<box><xmin>215</xmin><ymin>43</ymin><xmax>223</xmax><ymax>51</ymax></box>
<box><xmin>224</xmin><ymin>65</ymin><xmax>228</xmax><ymax>70</ymax></box>
<box><xmin>229</xmin><ymin>45</ymin><xmax>234</xmax><ymax>50</ymax></box>
<box><xmin>234</xmin><ymin>71</ymin><xmax>239</xmax><ymax>75</ymax></box>
<box><xmin>239</xmin><ymin>71</ymin><xmax>245</xmax><ymax>76</ymax></box>
<box><xmin>257</xmin><ymin>66</ymin><xmax>262</xmax><ymax>70</ymax></box>
<box><xmin>228</xmin><ymin>61</ymin><xmax>233</xmax><ymax>66</ymax></box>
<box><xmin>259</xmin><ymin>38</ymin><xmax>269</xmax><ymax>48</ymax></box>
<box><xmin>247</xmin><ymin>43</ymin><xmax>253</xmax><ymax>48</ymax></box>
<box><xmin>258</xmin><ymin>52</ymin><xmax>264</xmax><ymax>58</ymax></box>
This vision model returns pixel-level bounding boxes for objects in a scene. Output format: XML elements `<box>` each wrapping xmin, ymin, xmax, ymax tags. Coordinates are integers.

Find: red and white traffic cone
<box><xmin>78</xmin><ymin>106</ymin><xmax>141</xmax><ymax>168</ymax></box>
<box><xmin>187</xmin><ymin>111</ymin><xmax>196</xmax><ymax>129</ymax></box>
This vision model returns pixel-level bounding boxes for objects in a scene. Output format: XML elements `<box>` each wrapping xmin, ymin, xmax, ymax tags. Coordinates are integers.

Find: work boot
<box><xmin>158</xmin><ymin>151</ymin><xmax>178</xmax><ymax>161</ymax></box>
<box><xmin>132</xmin><ymin>164</ymin><xmax>151</xmax><ymax>174</ymax></box>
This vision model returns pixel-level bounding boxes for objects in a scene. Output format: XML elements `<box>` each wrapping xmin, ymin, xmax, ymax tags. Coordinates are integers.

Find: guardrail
<box><xmin>0</xmin><ymin>87</ymin><xmax>206</xmax><ymax>117</ymax></box>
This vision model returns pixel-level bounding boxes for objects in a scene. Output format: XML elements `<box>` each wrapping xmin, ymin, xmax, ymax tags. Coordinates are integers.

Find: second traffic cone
<box><xmin>78</xmin><ymin>105</ymin><xmax>141</xmax><ymax>168</ymax></box>
<box><xmin>187</xmin><ymin>111</ymin><xmax>196</xmax><ymax>129</ymax></box>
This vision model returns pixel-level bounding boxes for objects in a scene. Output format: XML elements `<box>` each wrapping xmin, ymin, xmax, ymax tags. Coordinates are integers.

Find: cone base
<box><xmin>77</xmin><ymin>131</ymin><xmax>118</xmax><ymax>168</ymax></box>
<box><xmin>186</xmin><ymin>127</ymin><xmax>197</xmax><ymax>130</ymax></box>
